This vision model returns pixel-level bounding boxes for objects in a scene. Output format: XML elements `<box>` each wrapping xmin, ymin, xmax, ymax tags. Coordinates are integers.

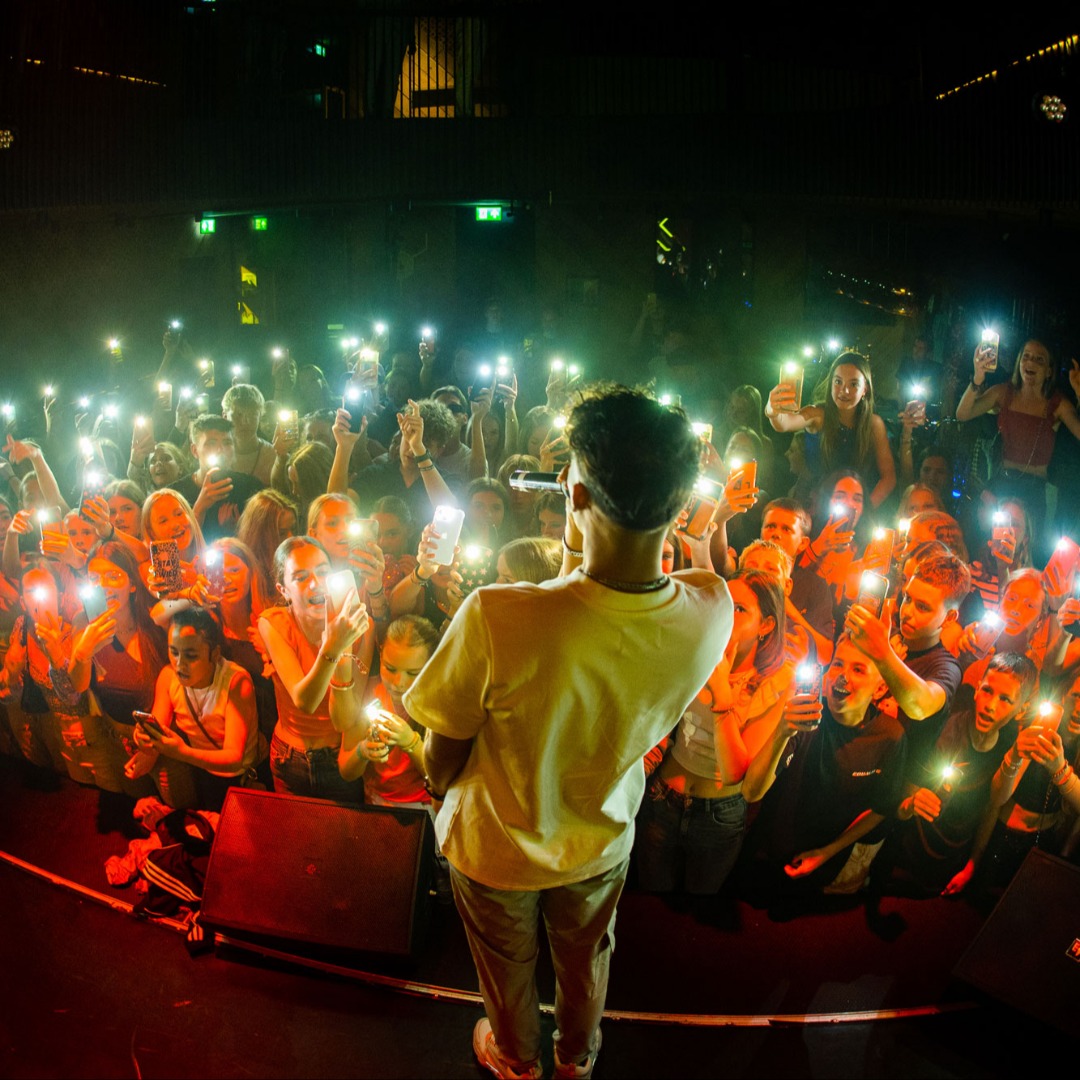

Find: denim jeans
<box><xmin>269</xmin><ymin>733</ymin><xmax>362</xmax><ymax>804</ymax></box>
<box><xmin>635</xmin><ymin>774</ymin><xmax>747</xmax><ymax>894</ymax></box>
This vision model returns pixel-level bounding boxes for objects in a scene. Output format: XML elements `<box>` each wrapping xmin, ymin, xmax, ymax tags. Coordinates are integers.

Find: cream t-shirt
<box><xmin>404</xmin><ymin>567</ymin><xmax>733</xmax><ymax>890</ymax></box>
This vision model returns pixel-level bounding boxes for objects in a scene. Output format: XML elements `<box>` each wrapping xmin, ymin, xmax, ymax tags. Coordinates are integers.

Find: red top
<box><xmin>998</xmin><ymin>386</ymin><xmax>1061</xmax><ymax>469</ymax></box>
<box><xmin>365</xmin><ymin>682</ymin><xmax>429</xmax><ymax>805</ymax></box>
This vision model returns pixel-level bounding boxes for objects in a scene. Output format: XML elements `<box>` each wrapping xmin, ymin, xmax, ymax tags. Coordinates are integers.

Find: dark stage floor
<box><xmin>0</xmin><ymin>755</ymin><xmax>1061</xmax><ymax>1078</ymax></box>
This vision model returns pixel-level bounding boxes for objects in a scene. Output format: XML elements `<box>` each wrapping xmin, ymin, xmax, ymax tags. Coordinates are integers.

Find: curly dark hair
<box><xmin>566</xmin><ymin>385</ymin><xmax>700</xmax><ymax>531</ymax></box>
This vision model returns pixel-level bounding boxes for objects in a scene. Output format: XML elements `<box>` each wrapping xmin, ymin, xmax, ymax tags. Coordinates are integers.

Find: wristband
<box><xmin>414</xmin><ymin>453</ymin><xmax>432</xmax><ymax>465</ymax></box>
<box><xmin>367</xmin><ymin>587</ymin><xmax>384</xmax><ymax>598</ymax></box>
<box><xmin>321</xmin><ymin>651</ymin><xmax>340</xmax><ymax>666</ymax></box>
<box><xmin>423</xmin><ymin>776</ymin><xmax>446</xmax><ymax>801</ymax></box>
<box><xmin>562</xmin><ymin>535</ymin><xmax>583</xmax><ymax>558</ymax></box>
<box><xmin>970</xmin><ymin>379</ymin><xmax>986</xmax><ymax>395</ymax></box>
<box><xmin>329</xmin><ymin>678</ymin><xmax>354</xmax><ymax>691</ymax></box>
<box><xmin>1051</xmin><ymin>763</ymin><xmax>1073</xmax><ymax>786</ymax></box>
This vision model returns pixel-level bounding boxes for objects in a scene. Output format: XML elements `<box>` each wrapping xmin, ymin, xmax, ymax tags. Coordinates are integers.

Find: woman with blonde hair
<box><xmin>496</xmin><ymin>537</ymin><xmax>561</xmax><ymax>585</ymax></box>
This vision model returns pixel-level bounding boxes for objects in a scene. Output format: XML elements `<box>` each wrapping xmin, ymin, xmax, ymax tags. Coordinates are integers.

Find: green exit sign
<box><xmin>253</xmin><ymin>216</ymin><xmax>268</xmax><ymax>231</ymax></box>
<box><xmin>198</xmin><ymin>218</ymin><xmax>216</xmax><ymax>235</ymax></box>
<box><xmin>476</xmin><ymin>206</ymin><xmax>503</xmax><ymax>222</ymax></box>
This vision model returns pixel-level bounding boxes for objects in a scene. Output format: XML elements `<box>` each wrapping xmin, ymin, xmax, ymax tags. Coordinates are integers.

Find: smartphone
<box><xmin>326</xmin><ymin>569</ymin><xmax>357</xmax><ymax>614</ymax></box>
<box><xmin>231</xmin><ymin>363</ymin><xmax>251</xmax><ymax>385</ymax></box>
<box><xmin>132</xmin><ymin>710</ymin><xmax>165</xmax><ymax>738</ymax></box>
<box><xmin>342</xmin><ymin>383</ymin><xmax>367</xmax><ymax>433</ymax></box>
<box><xmin>682</xmin><ymin>480</ymin><xmax>721</xmax><ymax>540</ymax></box>
<box><xmin>980</xmin><ymin>328</ymin><xmax>1000</xmax><ymax>372</ymax></box>
<box><xmin>863</xmin><ymin>528</ymin><xmax>896</xmax><ymax>575</ymax></box>
<box><xmin>80</xmin><ymin>469</ymin><xmax>107</xmax><ymax>519</ymax></box>
<box><xmin>691</xmin><ymin>422</ymin><xmax>713</xmax><ymax>445</ymax></box>
<box><xmin>793</xmin><ymin>663</ymin><xmax>822</xmax><ymax>730</ymax></box>
<box><xmin>1044</xmin><ymin>536</ymin><xmax>1080</xmax><ymax>589</ymax></box>
<box><xmin>973</xmin><ymin>611</ymin><xmax>1004</xmax><ymax>656</ymax></box>
<box><xmin>1034</xmin><ymin>701</ymin><xmax>1062</xmax><ymax>731</ymax></box>
<box><xmin>795</xmin><ymin>662</ymin><xmax>822</xmax><ymax>698</ymax></box>
<box><xmin>353</xmin><ymin>353</ymin><xmax>380</xmax><ymax>389</ymax></box>
<box><xmin>830</xmin><ymin>502</ymin><xmax>856</xmax><ymax>535</ymax></box>
<box><xmin>277</xmin><ymin>409</ymin><xmax>300</xmax><ymax>442</ymax></box>
<box><xmin>149</xmin><ymin>540</ymin><xmax>183</xmax><ymax>594</ymax></box>
<box><xmin>459</xmin><ymin>544</ymin><xmax>494</xmax><ymax>594</ymax></box>
<box><xmin>778</xmin><ymin>362</ymin><xmax>804</xmax><ymax>412</ymax></box>
<box><xmin>203</xmin><ymin>547</ymin><xmax>226</xmax><ymax>597</ymax></box>
<box><xmin>430</xmin><ymin>505</ymin><xmax>465</xmax><ymax>566</ymax></box>
<box><xmin>726</xmin><ymin>458</ymin><xmax>757</xmax><ymax>494</ymax></box>
<box><xmin>348</xmin><ymin>518</ymin><xmax>380</xmax><ymax>546</ymax></box>
<box><xmin>658</xmin><ymin>392</ymin><xmax>683</xmax><ymax>409</ymax></box>
<box><xmin>855</xmin><ymin>571</ymin><xmax>890</xmax><ymax>618</ymax></box>
<box><xmin>80</xmin><ymin>583</ymin><xmax>109</xmax><ymax>622</ymax></box>
<box><xmin>991</xmin><ymin>511</ymin><xmax>1015</xmax><ymax>548</ymax></box>
<box><xmin>937</xmin><ymin>763</ymin><xmax>962</xmax><ymax>800</ymax></box>
<box><xmin>36</xmin><ymin>506</ymin><xmax>61</xmax><ymax>554</ymax></box>
<box><xmin>157</xmin><ymin>381</ymin><xmax>173</xmax><ymax>411</ymax></box>
<box><xmin>495</xmin><ymin>357</ymin><xmax>514</xmax><ymax>383</ymax></box>
<box><xmin>197</xmin><ymin>359</ymin><xmax>216</xmax><ymax>389</ymax></box>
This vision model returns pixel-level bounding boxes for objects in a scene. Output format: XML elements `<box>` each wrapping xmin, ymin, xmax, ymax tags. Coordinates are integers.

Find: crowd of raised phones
<box><xmin>2</xmin><ymin>316</ymin><xmax>1079</xmax><ymax>908</ymax></box>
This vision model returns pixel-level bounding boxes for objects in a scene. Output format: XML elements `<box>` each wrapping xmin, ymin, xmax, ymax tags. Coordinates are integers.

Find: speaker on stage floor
<box><xmin>953</xmin><ymin>848</ymin><xmax>1080</xmax><ymax>1034</ymax></box>
<box><xmin>201</xmin><ymin>788</ymin><xmax>434</xmax><ymax>958</ymax></box>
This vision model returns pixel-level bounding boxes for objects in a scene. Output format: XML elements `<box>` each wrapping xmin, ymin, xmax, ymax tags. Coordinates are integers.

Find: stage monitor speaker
<box><xmin>201</xmin><ymin>788</ymin><xmax>434</xmax><ymax>958</ymax></box>
<box><xmin>953</xmin><ymin>847</ymin><xmax>1080</xmax><ymax>1034</ymax></box>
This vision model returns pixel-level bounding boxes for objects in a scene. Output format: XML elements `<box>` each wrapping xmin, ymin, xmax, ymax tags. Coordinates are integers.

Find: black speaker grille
<box><xmin>202</xmin><ymin>788</ymin><xmax>432</xmax><ymax>956</ymax></box>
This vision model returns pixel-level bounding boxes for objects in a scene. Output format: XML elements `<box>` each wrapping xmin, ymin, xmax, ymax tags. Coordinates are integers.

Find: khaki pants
<box><xmin>450</xmin><ymin>858</ymin><xmax>628</xmax><ymax>1069</ymax></box>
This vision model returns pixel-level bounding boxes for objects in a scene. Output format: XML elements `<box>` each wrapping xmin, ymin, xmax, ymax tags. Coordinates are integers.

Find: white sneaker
<box><xmin>472</xmin><ymin>1018</ymin><xmax>542</xmax><ymax>1080</ymax></box>
<box><xmin>553</xmin><ymin>1029</ymin><xmax>602</xmax><ymax>1079</ymax></box>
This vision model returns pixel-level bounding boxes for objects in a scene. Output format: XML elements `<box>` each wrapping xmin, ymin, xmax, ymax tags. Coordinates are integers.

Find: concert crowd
<box><xmin>2</xmin><ymin>301</ymin><xmax>1079</xmax><ymax>923</ymax></box>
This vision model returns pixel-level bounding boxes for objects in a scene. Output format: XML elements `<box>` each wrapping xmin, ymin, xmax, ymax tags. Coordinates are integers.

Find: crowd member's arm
<box><xmin>678</xmin><ymin>518</ymin><xmax>716</xmax><ymax>573</ymax></box>
<box><xmin>390</xmin><ymin>524</ymin><xmax>441</xmax><ymax>618</ymax></box>
<box><xmin>329</xmin><ymin>408</ymin><xmax>361</xmax><ymax>495</ymax></box>
<box><xmin>955</xmin><ymin>345</ymin><xmax>1007</xmax><ymax>421</ymax></box>
<box><xmin>708</xmin><ymin>470</ymin><xmax>759</xmax><ymax>578</ymax></box>
<box><xmin>942</xmin><ymin>803</ymin><xmax>999</xmax><ymax>896</ymax></box>
<box><xmin>191</xmin><ymin>468</ymin><xmax>234</xmax><ymax>528</ymax></box>
<box><xmin>81</xmin><ymin>494</ymin><xmax>148</xmax><ymax>563</ymax></box>
<box><xmin>417</xmin><ymin>339</ymin><xmax>438</xmax><ymax>395</ymax></box>
<box><xmin>398</xmin><ymin>401</ymin><xmax>457</xmax><ymax>511</ymax></box>
<box><xmin>896</xmin><ymin>404</ymin><xmax>920</xmax><ymax>490</ymax></box>
<box><xmin>763</xmin><ymin>383</ymin><xmax>823</xmax><ymax>434</ymax></box>
<box><xmin>68</xmin><ymin>606</ymin><xmax>118</xmax><ymax>693</ymax></box>
<box><xmin>128</xmin><ymin>421</ymin><xmax>155</xmax><ymax>490</ymax></box>
<box><xmin>348</xmin><ymin>538</ymin><xmax>387</xmax><ymax>652</ymax></box>
<box><xmin>741</xmin><ymin>692</ymin><xmax>822</xmax><ymax>803</ymax></box>
<box><xmin>784</xmin><ymin>809</ymin><xmax>885</xmax><ymax>879</ymax></box>
<box><xmin>990</xmin><ymin>730</ymin><xmax>1031</xmax><ymax>808</ymax></box>
<box><xmin>785</xmin><ymin>600</ymin><xmax>834</xmax><ymax>665</ymax></box>
<box><xmin>1051</xmin><ymin>360</ymin><xmax>1080</xmax><ymax>442</ymax></box>
<box><xmin>799</xmin><ymin>515</ymin><xmax>854</xmax><ymax>571</ymax></box>
<box><xmin>845</xmin><ymin>601</ymin><xmax>945</xmax><ymax>720</ymax></box>
<box><xmin>868</xmin><ymin>414</ymin><xmax>896</xmax><ymax>508</ymax></box>
<box><xmin>139</xmin><ymin>668</ymin><xmax>258</xmax><ymax>774</ymax></box>
<box><xmin>3</xmin><ymin>510</ymin><xmax>30</xmax><ymax>579</ymax></box>
<box><xmin>270</xmin><ymin>422</ymin><xmax>298</xmax><ymax>495</ymax></box>
<box><xmin>328</xmin><ymin>657</ymin><xmax>365</xmax><ymax>735</ymax></box>
<box><xmin>469</xmin><ymin>386</ymin><xmax>492</xmax><ymax>480</ymax></box>
<box><xmin>340</xmin><ymin>709</ymin><xmax>425</xmax><ymax>783</ymax></box>
<box><xmin>498</xmin><ymin>374</ymin><xmax>519</xmax><ymax>466</ymax></box>
<box><xmin>257</xmin><ymin>591</ymin><xmax>369</xmax><ymax>716</ymax></box>
<box><xmin>5</xmin><ymin>436</ymin><xmax>69</xmax><ymax>514</ymax></box>
<box><xmin>1001</xmin><ymin>723</ymin><xmax>1080</xmax><ymax>814</ymax></box>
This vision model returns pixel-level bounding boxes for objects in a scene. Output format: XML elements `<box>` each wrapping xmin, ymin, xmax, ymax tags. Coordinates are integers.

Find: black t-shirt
<box><xmin>894</xmin><ymin>708</ymin><xmax>1012</xmax><ymax>889</ymax></box>
<box><xmin>873</xmin><ymin>641</ymin><xmax>962</xmax><ymax>781</ymax></box>
<box><xmin>761</xmin><ymin>703</ymin><xmax>907</xmax><ymax>876</ymax></box>
<box><xmin>172</xmin><ymin>471</ymin><xmax>264</xmax><ymax>543</ymax></box>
